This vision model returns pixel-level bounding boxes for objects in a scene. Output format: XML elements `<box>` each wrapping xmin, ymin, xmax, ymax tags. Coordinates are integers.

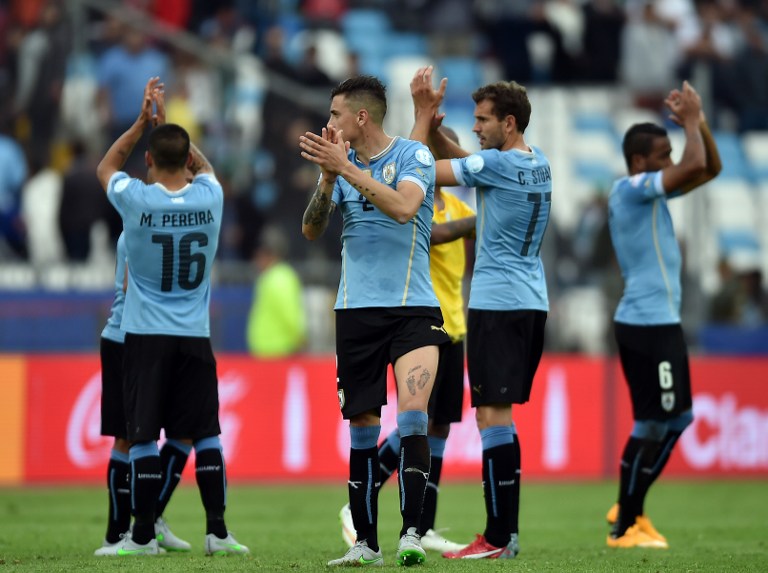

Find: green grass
<box><xmin>0</xmin><ymin>480</ymin><xmax>766</xmax><ymax>571</ymax></box>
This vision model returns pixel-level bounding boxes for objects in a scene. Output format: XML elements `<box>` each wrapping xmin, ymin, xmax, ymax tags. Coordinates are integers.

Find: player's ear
<box><xmin>145</xmin><ymin>151</ymin><xmax>153</xmax><ymax>167</ymax></box>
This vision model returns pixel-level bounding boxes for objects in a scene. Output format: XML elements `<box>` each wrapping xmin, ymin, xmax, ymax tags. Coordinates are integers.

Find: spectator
<box><xmin>96</xmin><ymin>26</ymin><xmax>169</xmax><ymax>176</ymax></box>
<box><xmin>246</xmin><ymin>225</ymin><xmax>306</xmax><ymax>358</ymax></box>
<box><xmin>0</xmin><ymin>118</ymin><xmax>28</xmax><ymax>259</ymax></box>
<box><xmin>11</xmin><ymin>0</ymin><xmax>70</xmax><ymax>163</ymax></box>
<box><xmin>20</xmin><ymin>149</ymin><xmax>63</xmax><ymax>267</ymax></box>
<box><xmin>58</xmin><ymin>139</ymin><xmax>112</xmax><ymax>261</ymax></box>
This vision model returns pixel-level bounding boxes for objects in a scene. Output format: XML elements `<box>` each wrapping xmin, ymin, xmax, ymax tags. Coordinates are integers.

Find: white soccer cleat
<box><xmin>94</xmin><ymin>532</ymin><xmax>161</xmax><ymax>556</ymax></box>
<box><xmin>155</xmin><ymin>516</ymin><xmax>191</xmax><ymax>551</ymax></box>
<box><xmin>204</xmin><ymin>532</ymin><xmax>250</xmax><ymax>556</ymax></box>
<box><xmin>396</xmin><ymin>527</ymin><xmax>426</xmax><ymax>566</ymax></box>
<box><xmin>339</xmin><ymin>503</ymin><xmax>356</xmax><ymax>548</ymax></box>
<box><xmin>420</xmin><ymin>528</ymin><xmax>468</xmax><ymax>553</ymax></box>
<box><xmin>327</xmin><ymin>540</ymin><xmax>383</xmax><ymax>567</ymax></box>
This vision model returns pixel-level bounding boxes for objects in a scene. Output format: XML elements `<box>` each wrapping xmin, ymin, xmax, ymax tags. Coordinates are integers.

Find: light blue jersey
<box><xmin>331</xmin><ymin>137</ymin><xmax>439</xmax><ymax>309</ymax></box>
<box><xmin>608</xmin><ymin>171</ymin><xmax>682</xmax><ymax>325</ymax></box>
<box><xmin>101</xmin><ymin>232</ymin><xmax>127</xmax><ymax>343</ymax></box>
<box><xmin>107</xmin><ymin>172</ymin><xmax>223</xmax><ymax>336</ymax></box>
<box><xmin>451</xmin><ymin>146</ymin><xmax>551</xmax><ymax>311</ymax></box>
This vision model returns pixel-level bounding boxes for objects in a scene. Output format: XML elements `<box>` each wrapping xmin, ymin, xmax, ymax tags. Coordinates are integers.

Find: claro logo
<box><xmin>679</xmin><ymin>393</ymin><xmax>768</xmax><ymax>470</ymax></box>
<box><xmin>66</xmin><ymin>370</ymin><xmax>246</xmax><ymax>469</ymax></box>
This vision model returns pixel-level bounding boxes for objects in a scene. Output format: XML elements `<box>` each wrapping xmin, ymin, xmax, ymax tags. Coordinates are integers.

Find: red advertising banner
<box><xmin>17</xmin><ymin>354</ymin><xmax>768</xmax><ymax>483</ymax></box>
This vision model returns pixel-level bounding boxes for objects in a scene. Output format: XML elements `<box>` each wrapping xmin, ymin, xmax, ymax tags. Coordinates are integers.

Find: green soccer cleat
<box><xmin>327</xmin><ymin>540</ymin><xmax>384</xmax><ymax>566</ymax></box>
<box><xmin>94</xmin><ymin>532</ymin><xmax>162</xmax><ymax>556</ymax></box>
<box><xmin>396</xmin><ymin>527</ymin><xmax>426</xmax><ymax>567</ymax></box>
<box><xmin>155</xmin><ymin>516</ymin><xmax>191</xmax><ymax>552</ymax></box>
<box><xmin>204</xmin><ymin>532</ymin><xmax>250</xmax><ymax>556</ymax></box>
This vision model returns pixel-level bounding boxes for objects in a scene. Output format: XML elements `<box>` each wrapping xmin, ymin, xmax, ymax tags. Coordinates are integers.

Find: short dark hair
<box><xmin>330</xmin><ymin>75</ymin><xmax>387</xmax><ymax>123</ymax></box>
<box><xmin>622</xmin><ymin>123</ymin><xmax>667</xmax><ymax>169</ymax></box>
<box><xmin>472</xmin><ymin>81</ymin><xmax>531</xmax><ymax>133</ymax></box>
<box><xmin>148</xmin><ymin>124</ymin><xmax>190</xmax><ymax>170</ymax></box>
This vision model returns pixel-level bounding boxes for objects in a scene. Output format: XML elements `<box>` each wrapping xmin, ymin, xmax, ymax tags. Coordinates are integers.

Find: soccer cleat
<box><xmin>94</xmin><ymin>532</ymin><xmax>162</xmax><ymax>556</ymax></box>
<box><xmin>442</xmin><ymin>534</ymin><xmax>506</xmax><ymax>559</ymax></box>
<box><xmin>606</xmin><ymin>524</ymin><xmax>668</xmax><ymax>549</ymax></box>
<box><xmin>327</xmin><ymin>540</ymin><xmax>384</xmax><ymax>567</ymax></box>
<box><xmin>606</xmin><ymin>504</ymin><xmax>667</xmax><ymax>545</ymax></box>
<box><xmin>155</xmin><ymin>516</ymin><xmax>191</xmax><ymax>551</ymax></box>
<box><xmin>339</xmin><ymin>503</ymin><xmax>356</xmax><ymax>548</ymax></box>
<box><xmin>420</xmin><ymin>528</ymin><xmax>467</xmax><ymax>553</ymax></box>
<box><xmin>204</xmin><ymin>532</ymin><xmax>250</xmax><ymax>556</ymax></box>
<box><xmin>635</xmin><ymin>515</ymin><xmax>668</xmax><ymax>545</ymax></box>
<box><xmin>396</xmin><ymin>527</ymin><xmax>426</xmax><ymax>566</ymax></box>
<box><xmin>498</xmin><ymin>533</ymin><xmax>519</xmax><ymax>559</ymax></box>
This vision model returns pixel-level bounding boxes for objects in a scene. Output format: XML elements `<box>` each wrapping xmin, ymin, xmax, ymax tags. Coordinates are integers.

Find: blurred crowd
<box><xmin>0</xmin><ymin>0</ymin><xmax>767</xmax><ymax>347</ymax></box>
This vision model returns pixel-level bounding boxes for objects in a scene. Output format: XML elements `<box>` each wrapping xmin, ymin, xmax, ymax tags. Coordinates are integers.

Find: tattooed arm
<box><xmin>188</xmin><ymin>142</ymin><xmax>214</xmax><ymax>176</ymax></box>
<box><xmin>302</xmin><ymin>177</ymin><xmax>337</xmax><ymax>240</ymax></box>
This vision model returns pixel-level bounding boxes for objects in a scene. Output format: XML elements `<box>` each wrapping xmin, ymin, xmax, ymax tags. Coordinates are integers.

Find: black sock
<box><xmin>398</xmin><ymin>434</ymin><xmax>430</xmax><ymax>537</ymax></box>
<box><xmin>195</xmin><ymin>447</ymin><xmax>228</xmax><ymax>538</ymax></box>
<box><xmin>614</xmin><ymin>436</ymin><xmax>662</xmax><ymax>536</ymax></box>
<box><xmin>636</xmin><ymin>430</ymin><xmax>682</xmax><ymax>515</ymax></box>
<box><xmin>510</xmin><ymin>435</ymin><xmax>521</xmax><ymax>535</ymax></box>
<box><xmin>156</xmin><ymin>441</ymin><xmax>190</xmax><ymax>517</ymax></box>
<box><xmin>377</xmin><ymin>440</ymin><xmax>400</xmax><ymax>490</ymax></box>
<box><xmin>481</xmin><ymin>443</ymin><xmax>516</xmax><ymax>548</ymax></box>
<box><xmin>420</xmin><ymin>454</ymin><xmax>442</xmax><ymax>534</ymax></box>
<box><xmin>130</xmin><ymin>454</ymin><xmax>162</xmax><ymax>544</ymax></box>
<box><xmin>105</xmin><ymin>456</ymin><xmax>131</xmax><ymax>543</ymax></box>
<box><xmin>349</xmin><ymin>446</ymin><xmax>380</xmax><ymax>551</ymax></box>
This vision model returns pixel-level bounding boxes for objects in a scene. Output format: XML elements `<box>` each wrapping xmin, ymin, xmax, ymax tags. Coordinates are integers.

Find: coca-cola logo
<box><xmin>66</xmin><ymin>371</ymin><xmax>112</xmax><ymax>468</ymax></box>
<box><xmin>66</xmin><ymin>369</ymin><xmax>247</xmax><ymax>469</ymax></box>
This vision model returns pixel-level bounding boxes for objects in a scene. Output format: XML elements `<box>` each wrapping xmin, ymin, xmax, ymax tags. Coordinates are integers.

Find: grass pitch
<box><xmin>0</xmin><ymin>480</ymin><xmax>766</xmax><ymax>571</ymax></box>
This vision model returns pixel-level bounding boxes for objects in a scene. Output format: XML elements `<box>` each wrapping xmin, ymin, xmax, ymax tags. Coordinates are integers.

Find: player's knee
<box><xmin>631</xmin><ymin>419</ymin><xmax>668</xmax><ymax>442</ymax></box>
<box><xmin>668</xmin><ymin>409</ymin><xmax>694</xmax><ymax>432</ymax></box>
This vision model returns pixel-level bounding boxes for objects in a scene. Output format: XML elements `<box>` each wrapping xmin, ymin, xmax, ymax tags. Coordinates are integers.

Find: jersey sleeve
<box><xmin>450</xmin><ymin>150</ymin><xmax>501</xmax><ymax>188</ymax></box>
<box><xmin>397</xmin><ymin>144</ymin><xmax>435</xmax><ymax>197</ymax></box>
<box><xmin>106</xmin><ymin>171</ymin><xmax>138</xmax><ymax>218</ymax></box>
<box><xmin>624</xmin><ymin>171</ymin><xmax>665</xmax><ymax>202</ymax></box>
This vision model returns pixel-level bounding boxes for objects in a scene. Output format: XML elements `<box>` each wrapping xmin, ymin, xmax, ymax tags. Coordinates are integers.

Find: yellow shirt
<box><xmin>431</xmin><ymin>190</ymin><xmax>475</xmax><ymax>341</ymax></box>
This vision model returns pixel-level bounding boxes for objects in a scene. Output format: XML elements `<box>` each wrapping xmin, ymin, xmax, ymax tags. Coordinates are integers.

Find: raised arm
<box><xmin>96</xmin><ymin>76</ymin><xmax>160</xmax><ymax>190</ymax></box>
<box><xmin>410</xmin><ymin>66</ymin><xmax>469</xmax><ymax>160</ymax></box>
<box><xmin>188</xmin><ymin>142</ymin><xmax>214</xmax><ymax>176</ymax></box>
<box><xmin>661</xmin><ymin>81</ymin><xmax>709</xmax><ymax>194</ymax></box>
<box><xmin>300</xmin><ymin>127</ymin><xmax>425</xmax><ymax>224</ymax></box>
<box><xmin>676</xmin><ymin>116</ymin><xmax>722</xmax><ymax>195</ymax></box>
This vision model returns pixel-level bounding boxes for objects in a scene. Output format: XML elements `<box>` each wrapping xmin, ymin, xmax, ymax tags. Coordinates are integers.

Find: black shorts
<box><xmin>123</xmin><ymin>333</ymin><xmax>221</xmax><ymax>442</ymax></box>
<box><xmin>335</xmin><ymin>307</ymin><xmax>449</xmax><ymax>419</ymax></box>
<box><xmin>467</xmin><ymin>309</ymin><xmax>547</xmax><ymax>407</ymax></box>
<box><xmin>428</xmin><ymin>339</ymin><xmax>465</xmax><ymax>425</ymax></box>
<box><xmin>614</xmin><ymin>322</ymin><xmax>692</xmax><ymax>419</ymax></box>
<box><xmin>100</xmin><ymin>337</ymin><xmax>127</xmax><ymax>439</ymax></box>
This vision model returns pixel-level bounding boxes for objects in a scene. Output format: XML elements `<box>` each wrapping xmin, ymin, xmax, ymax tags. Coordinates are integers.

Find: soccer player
<box><xmin>409</xmin><ymin>66</ymin><xmax>552</xmax><ymax>559</ymax></box>
<box><xmin>95</xmin><ymin>77</ymin><xmax>248</xmax><ymax>556</ymax></box>
<box><xmin>93</xmin><ymin>87</ymin><xmax>200</xmax><ymax>555</ymax></box>
<box><xmin>338</xmin><ymin>127</ymin><xmax>474</xmax><ymax>554</ymax></box>
<box><xmin>94</xmin><ymin>232</ymin><xmax>192</xmax><ymax>555</ymax></box>
<box><xmin>605</xmin><ymin>80</ymin><xmax>721</xmax><ymax>548</ymax></box>
<box><xmin>300</xmin><ymin>75</ymin><xmax>449</xmax><ymax>567</ymax></box>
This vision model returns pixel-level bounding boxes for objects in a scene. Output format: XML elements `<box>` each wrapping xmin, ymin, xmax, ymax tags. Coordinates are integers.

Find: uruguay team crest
<box><xmin>337</xmin><ymin>389</ymin><xmax>345</xmax><ymax>410</ymax></box>
<box><xmin>382</xmin><ymin>162</ymin><xmax>396</xmax><ymax>184</ymax></box>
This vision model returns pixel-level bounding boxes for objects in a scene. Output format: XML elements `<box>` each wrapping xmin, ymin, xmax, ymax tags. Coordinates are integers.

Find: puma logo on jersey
<box><xmin>430</xmin><ymin>325</ymin><xmax>447</xmax><ymax>334</ymax></box>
